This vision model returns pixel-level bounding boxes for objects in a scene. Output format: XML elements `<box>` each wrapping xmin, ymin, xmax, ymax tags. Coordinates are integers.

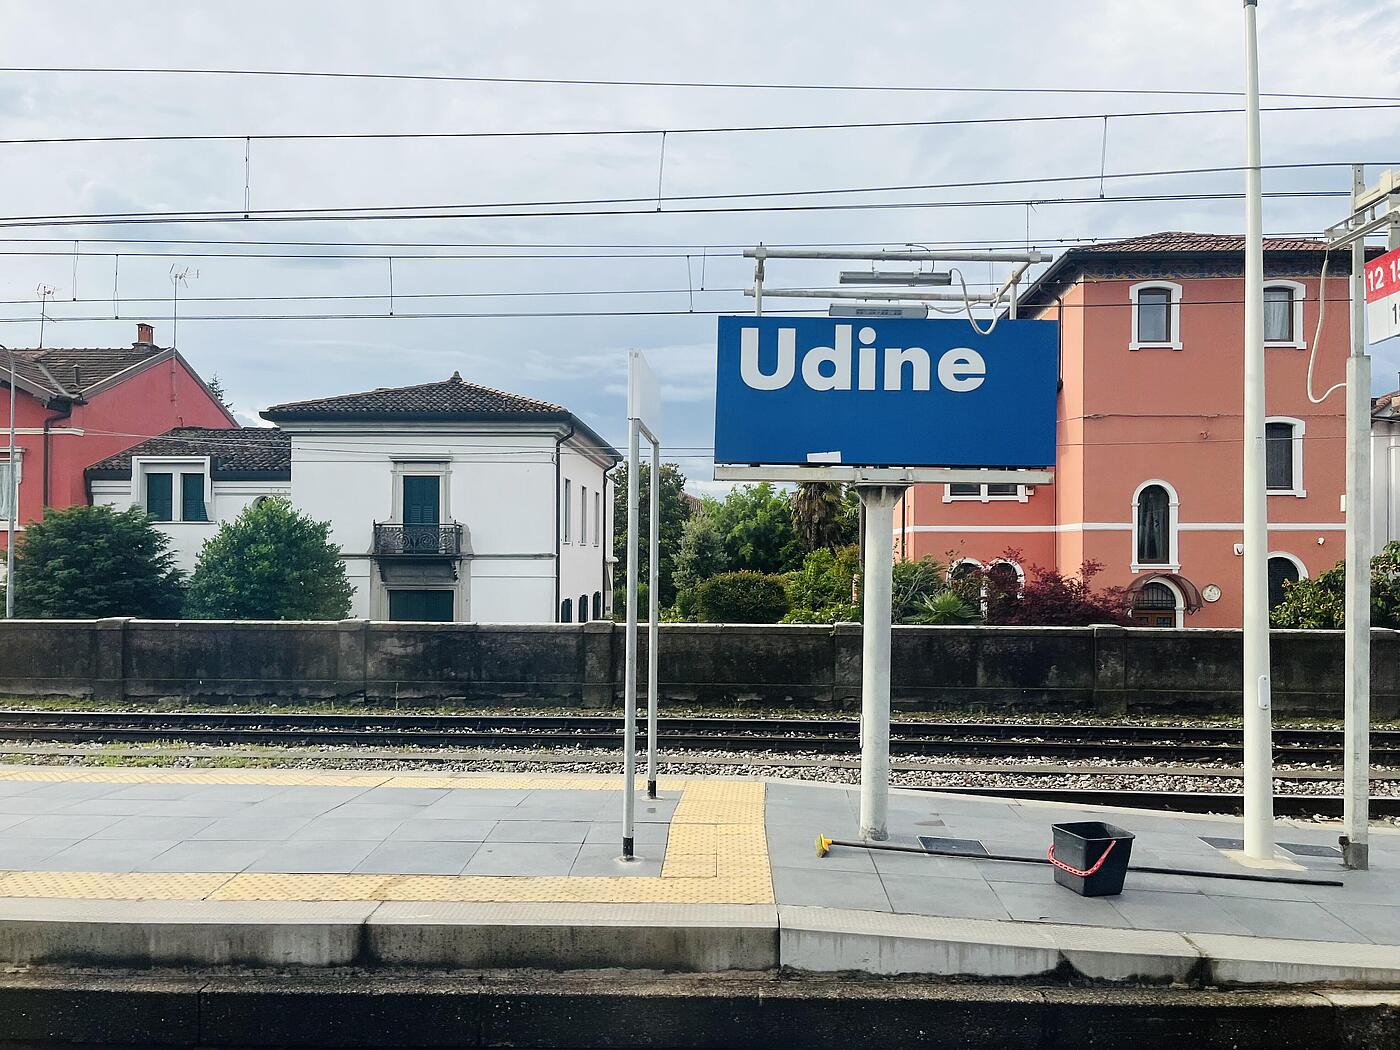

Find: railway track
<box><xmin>0</xmin><ymin>710</ymin><xmax>1392</xmax><ymax>765</ymax></box>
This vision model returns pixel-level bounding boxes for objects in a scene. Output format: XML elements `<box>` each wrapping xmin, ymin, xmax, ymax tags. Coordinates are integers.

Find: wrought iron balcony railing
<box><xmin>373</xmin><ymin>522</ymin><xmax>463</xmax><ymax>557</ymax></box>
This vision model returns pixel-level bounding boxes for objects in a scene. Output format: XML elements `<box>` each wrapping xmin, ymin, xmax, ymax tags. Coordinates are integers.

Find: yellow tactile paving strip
<box><xmin>0</xmin><ymin>766</ymin><xmax>774</xmax><ymax>905</ymax></box>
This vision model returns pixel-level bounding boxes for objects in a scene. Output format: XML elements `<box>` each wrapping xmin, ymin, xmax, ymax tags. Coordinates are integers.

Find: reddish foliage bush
<box><xmin>980</xmin><ymin>549</ymin><xmax>1134</xmax><ymax>627</ymax></box>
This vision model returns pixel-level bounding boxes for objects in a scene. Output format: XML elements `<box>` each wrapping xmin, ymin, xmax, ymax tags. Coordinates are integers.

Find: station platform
<box><xmin>0</xmin><ymin>764</ymin><xmax>1396</xmax><ymax>989</ymax></box>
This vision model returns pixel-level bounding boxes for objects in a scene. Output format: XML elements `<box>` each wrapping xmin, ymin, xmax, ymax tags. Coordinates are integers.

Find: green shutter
<box><xmin>146</xmin><ymin>473</ymin><xmax>173</xmax><ymax>521</ymax></box>
<box><xmin>181</xmin><ymin>473</ymin><xmax>208</xmax><ymax>522</ymax></box>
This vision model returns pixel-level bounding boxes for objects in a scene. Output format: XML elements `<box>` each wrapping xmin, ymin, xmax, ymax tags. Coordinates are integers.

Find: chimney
<box><xmin>135</xmin><ymin>322</ymin><xmax>155</xmax><ymax>348</ymax></box>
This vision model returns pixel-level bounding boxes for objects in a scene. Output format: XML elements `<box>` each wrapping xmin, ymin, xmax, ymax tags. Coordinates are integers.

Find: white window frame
<box><xmin>594</xmin><ymin>491</ymin><xmax>602</xmax><ymax>547</ymax></box>
<box><xmin>1134</xmin><ymin>576</ymin><xmax>1185</xmax><ymax>628</ymax></box>
<box><xmin>0</xmin><ymin>447</ymin><xmax>22</xmax><ymax>528</ymax></box>
<box><xmin>580</xmin><ymin>485</ymin><xmax>588</xmax><ymax>546</ymax></box>
<box><xmin>1263</xmin><ymin>280</ymin><xmax>1307</xmax><ymax>349</ymax></box>
<box><xmin>563</xmin><ymin>477</ymin><xmax>572</xmax><ymax>544</ymax></box>
<box><xmin>986</xmin><ymin>557</ymin><xmax>1026</xmax><ymax>594</ymax></box>
<box><xmin>389</xmin><ymin>458</ymin><xmax>452</xmax><ymax>524</ymax></box>
<box><xmin>944</xmin><ymin>477</ymin><xmax>1029</xmax><ymax>503</ymax></box>
<box><xmin>1267</xmin><ymin>551</ymin><xmax>1309</xmax><ymax>581</ymax></box>
<box><xmin>948</xmin><ymin>557</ymin><xmax>984</xmax><ymax>580</ymax></box>
<box><xmin>131</xmin><ymin>456</ymin><xmax>211</xmax><ymax>525</ymax></box>
<box><xmin>1131</xmin><ymin>478</ymin><xmax>1180</xmax><ymax>572</ymax></box>
<box><xmin>1129</xmin><ymin>281</ymin><xmax>1183</xmax><ymax>351</ymax></box>
<box><xmin>1264</xmin><ymin>416</ymin><xmax>1306</xmax><ymax>497</ymax></box>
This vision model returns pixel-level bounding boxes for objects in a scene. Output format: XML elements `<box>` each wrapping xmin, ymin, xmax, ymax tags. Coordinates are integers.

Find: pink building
<box><xmin>1</xmin><ymin>323</ymin><xmax>236</xmax><ymax>556</ymax></box>
<box><xmin>896</xmin><ymin>232</ymin><xmax>1356</xmax><ymax>628</ymax></box>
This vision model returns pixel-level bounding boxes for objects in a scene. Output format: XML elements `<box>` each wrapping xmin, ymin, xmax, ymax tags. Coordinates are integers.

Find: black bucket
<box><xmin>1049</xmin><ymin>821</ymin><xmax>1134</xmax><ymax>897</ymax></box>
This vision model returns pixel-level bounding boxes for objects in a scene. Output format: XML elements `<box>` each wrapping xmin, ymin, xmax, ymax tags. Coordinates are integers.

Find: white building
<box><xmin>88</xmin><ymin>373</ymin><xmax>618</xmax><ymax>624</ymax></box>
<box><xmin>87</xmin><ymin>427</ymin><xmax>292</xmax><ymax>570</ymax></box>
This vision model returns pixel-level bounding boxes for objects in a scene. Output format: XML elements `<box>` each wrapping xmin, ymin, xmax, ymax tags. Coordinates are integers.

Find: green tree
<box><xmin>207</xmin><ymin>373</ymin><xmax>234</xmax><ymax>413</ymax></box>
<box><xmin>907</xmin><ymin>590</ymin><xmax>981</xmax><ymax>625</ymax></box>
<box><xmin>672</xmin><ymin>507</ymin><xmax>729</xmax><ymax>618</ymax></box>
<box><xmin>782</xmin><ymin>545</ymin><xmax>861</xmax><ymax>623</ymax></box>
<box><xmin>184</xmin><ymin>497</ymin><xmax>352</xmax><ymax>620</ymax></box>
<box><xmin>611</xmin><ymin>462</ymin><xmax>691</xmax><ymax>613</ymax></box>
<box><xmin>791</xmin><ymin>482</ymin><xmax>852</xmax><ymax>552</ymax></box>
<box><xmin>5</xmin><ymin>505</ymin><xmax>183</xmax><ymax>618</ymax></box>
<box><xmin>1271</xmin><ymin>541</ymin><xmax>1400</xmax><ymax>629</ymax></box>
<box><xmin>695</xmin><ymin>570</ymin><xmax>789</xmax><ymax>623</ymax></box>
<box><xmin>713</xmin><ymin>483</ymin><xmax>803</xmax><ymax>574</ymax></box>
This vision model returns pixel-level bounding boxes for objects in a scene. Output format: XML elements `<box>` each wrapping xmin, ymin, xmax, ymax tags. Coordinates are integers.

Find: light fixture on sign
<box><xmin>829</xmin><ymin>303</ymin><xmax>929</xmax><ymax>319</ymax></box>
<box><xmin>839</xmin><ymin>270</ymin><xmax>953</xmax><ymax>286</ymax></box>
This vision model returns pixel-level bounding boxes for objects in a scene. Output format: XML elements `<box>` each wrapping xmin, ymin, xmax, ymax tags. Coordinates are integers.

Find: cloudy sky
<box><xmin>1</xmin><ymin>1</ymin><xmax>1398</xmax><ymax>492</ymax></box>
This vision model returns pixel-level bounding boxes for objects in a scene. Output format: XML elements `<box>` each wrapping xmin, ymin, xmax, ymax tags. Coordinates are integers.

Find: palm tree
<box><xmin>790</xmin><ymin>482</ymin><xmax>847</xmax><ymax>552</ymax></box>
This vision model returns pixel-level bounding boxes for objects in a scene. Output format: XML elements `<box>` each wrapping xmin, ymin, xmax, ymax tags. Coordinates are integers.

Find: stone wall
<box><xmin>0</xmin><ymin>619</ymin><xmax>1392</xmax><ymax>717</ymax></box>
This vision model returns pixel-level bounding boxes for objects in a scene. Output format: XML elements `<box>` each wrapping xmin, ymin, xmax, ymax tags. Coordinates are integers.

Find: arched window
<box><xmin>579</xmin><ymin>594</ymin><xmax>589</xmax><ymax>622</ymax></box>
<box><xmin>986</xmin><ymin>560</ymin><xmax>1023</xmax><ymax>595</ymax></box>
<box><xmin>1134</xmin><ymin>483</ymin><xmax>1173</xmax><ymax>567</ymax></box>
<box><xmin>592</xmin><ymin>592</ymin><xmax>603</xmax><ymax>620</ymax></box>
<box><xmin>1263</xmin><ymin>281</ymin><xmax>1306</xmax><ymax>348</ymax></box>
<box><xmin>1265</xmin><ymin>417</ymin><xmax>1305</xmax><ymax>496</ymax></box>
<box><xmin>1132</xmin><ymin>580</ymin><xmax>1182</xmax><ymax>628</ymax></box>
<box><xmin>1130</xmin><ymin>282</ymin><xmax>1183</xmax><ymax>350</ymax></box>
<box><xmin>1268</xmin><ymin>554</ymin><xmax>1304</xmax><ymax>610</ymax></box>
<box><xmin>560</xmin><ymin>597</ymin><xmax>573</xmax><ymax>623</ymax></box>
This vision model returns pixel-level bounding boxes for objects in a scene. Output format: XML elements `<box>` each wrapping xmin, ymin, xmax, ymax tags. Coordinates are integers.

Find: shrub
<box><xmin>5</xmin><ymin>505</ymin><xmax>183</xmax><ymax>618</ymax></box>
<box><xmin>184</xmin><ymin>497</ymin><xmax>352</xmax><ymax>620</ymax></box>
<box><xmin>695</xmin><ymin>570</ymin><xmax>789</xmax><ymax>623</ymax></box>
<box><xmin>1271</xmin><ymin>541</ymin><xmax>1400</xmax><ymax>629</ymax></box>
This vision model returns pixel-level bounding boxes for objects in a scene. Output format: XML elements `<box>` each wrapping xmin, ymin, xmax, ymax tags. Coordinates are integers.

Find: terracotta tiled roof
<box><xmin>1375</xmin><ymin>391</ymin><xmax>1400</xmax><ymax>414</ymax></box>
<box><xmin>1075</xmin><ymin>231</ymin><xmax>1331</xmax><ymax>254</ymax></box>
<box><xmin>262</xmin><ymin>371</ymin><xmax>566</xmax><ymax>421</ymax></box>
<box><xmin>86</xmin><ymin>427</ymin><xmax>290</xmax><ymax>478</ymax></box>
<box><xmin>6</xmin><ymin>344</ymin><xmax>168</xmax><ymax>398</ymax></box>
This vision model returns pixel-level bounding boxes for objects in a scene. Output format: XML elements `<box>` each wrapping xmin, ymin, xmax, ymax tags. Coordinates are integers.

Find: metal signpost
<box><xmin>715</xmin><ymin>252</ymin><xmax>1056</xmax><ymax>838</ymax></box>
<box><xmin>622</xmin><ymin>351</ymin><xmax>662</xmax><ymax>859</ymax></box>
<box><xmin>1322</xmin><ymin>165</ymin><xmax>1400</xmax><ymax>869</ymax></box>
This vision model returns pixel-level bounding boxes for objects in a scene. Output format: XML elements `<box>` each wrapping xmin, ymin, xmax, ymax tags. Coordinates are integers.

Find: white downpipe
<box><xmin>858</xmin><ymin>486</ymin><xmax>901</xmax><ymax>841</ymax></box>
<box><xmin>646</xmin><ymin>438</ymin><xmax>660</xmax><ymax>798</ymax></box>
<box><xmin>1241</xmin><ymin>0</ymin><xmax>1276</xmax><ymax>861</ymax></box>
<box><xmin>621</xmin><ymin>417</ymin><xmax>640</xmax><ymax>858</ymax></box>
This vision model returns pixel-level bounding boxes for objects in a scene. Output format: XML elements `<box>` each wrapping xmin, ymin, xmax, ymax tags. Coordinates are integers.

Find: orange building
<box><xmin>895</xmin><ymin>232</ymin><xmax>1356</xmax><ymax>628</ymax></box>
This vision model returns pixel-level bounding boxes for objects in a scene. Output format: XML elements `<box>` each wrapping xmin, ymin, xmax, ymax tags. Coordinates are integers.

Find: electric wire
<box><xmin>3</xmin><ymin>102</ymin><xmax>1399</xmax><ymax>146</ymax></box>
<box><xmin>4</xmin><ymin>66</ymin><xmax>1396</xmax><ymax>102</ymax></box>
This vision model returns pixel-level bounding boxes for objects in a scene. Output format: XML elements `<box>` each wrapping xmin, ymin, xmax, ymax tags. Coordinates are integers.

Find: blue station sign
<box><xmin>714</xmin><ymin>316</ymin><xmax>1058</xmax><ymax>469</ymax></box>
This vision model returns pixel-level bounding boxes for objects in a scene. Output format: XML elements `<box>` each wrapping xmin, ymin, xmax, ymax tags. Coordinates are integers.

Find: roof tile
<box><xmin>86</xmin><ymin>427</ymin><xmax>290</xmax><ymax>477</ymax></box>
<box><xmin>262</xmin><ymin>371</ymin><xmax>566</xmax><ymax>420</ymax></box>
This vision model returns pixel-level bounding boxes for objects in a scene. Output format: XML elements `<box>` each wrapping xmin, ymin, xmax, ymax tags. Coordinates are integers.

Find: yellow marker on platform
<box><xmin>816</xmin><ymin>835</ymin><xmax>833</xmax><ymax>858</ymax></box>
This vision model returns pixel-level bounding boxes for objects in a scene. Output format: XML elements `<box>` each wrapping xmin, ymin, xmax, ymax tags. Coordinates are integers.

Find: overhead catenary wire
<box><xmin>4</xmin><ymin>65</ymin><xmax>1398</xmax><ymax>102</ymax></box>
<box><xmin>3</xmin><ymin>101</ymin><xmax>1400</xmax><ymax>147</ymax></box>
<box><xmin>0</xmin><ymin>159</ymin><xmax>1375</xmax><ymax>228</ymax></box>
<box><xmin>0</xmin><ymin>190</ymin><xmax>1353</xmax><ymax>229</ymax></box>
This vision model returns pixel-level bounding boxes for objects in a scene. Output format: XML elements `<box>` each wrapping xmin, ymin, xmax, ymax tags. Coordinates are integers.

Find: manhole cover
<box><xmin>917</xmin><ymin>836</ymin><xmax>988</xmax><ymax>856</ymax></box>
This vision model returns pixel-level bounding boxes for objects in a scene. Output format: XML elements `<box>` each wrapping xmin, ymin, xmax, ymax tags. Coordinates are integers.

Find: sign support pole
<box><xmin>1343</xmin><ymin>164</ymin><xmax>1374</xmax><ymax>869</ymax></box>
<box><xmin>1240</xmin><ymin>0</ymin><xmax>1275</xmax><ymax>862</ymax></box>
<box><xmin>646</xmin><ymin>436</ymin><xmax>660</xmax><ymax>799</ymax></box>
<box><xmin>621</xmin><ymin>415</ymin><xmax>640</xmax><ymax>859</ymax></box>
<box><xmin>856</xmin><ymin>484</ymin><xmax>905</xmax><ymax>841</ymax></box>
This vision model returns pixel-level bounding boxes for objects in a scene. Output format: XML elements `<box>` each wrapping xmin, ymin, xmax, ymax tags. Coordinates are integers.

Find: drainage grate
<box><xmin>917</xmin><ymin>836</ymin><xmax>989</xmax><ymax>856</ymax></box>
<box><xmin>1200</xmin><ymin>835</ymin><xmax>1342</xmax><ymax>859</ymax></box>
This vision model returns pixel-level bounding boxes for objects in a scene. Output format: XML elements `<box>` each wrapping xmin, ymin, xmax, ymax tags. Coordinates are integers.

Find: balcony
<box><xmin>373</xmin><ymin>522</ymin><xmax>463</xmax><ymax>558</ymax></box>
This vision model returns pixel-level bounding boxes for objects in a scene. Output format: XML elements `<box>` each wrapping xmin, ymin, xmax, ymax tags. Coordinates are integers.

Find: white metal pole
<box><xmin>1343</xmin><ymin>174</ymin><xmax>1372</xmax><ymax>869</ymax></box>
<box><xmin>4</xmin><ymin>346</ymin><xmax>14</xmax><ymax>618</ymax></box>
<box><xmin>646</xmin><ymin>436</ymin><xmax>660</xmax><ymax>799</ymax></box>
<box><xmin>621</xmin><ymin>417</ymin><xmax>641</xmax><ymax>859</ymax></box>
<box><xmin>857</xmin><ymin>485</ymin><xmax>901</xmax><ymax>841</ymax></box>
<box><xmin>1241</xmin><ymin>0</ymin><xmax>1275</xmax><ymax>861</ymax></box>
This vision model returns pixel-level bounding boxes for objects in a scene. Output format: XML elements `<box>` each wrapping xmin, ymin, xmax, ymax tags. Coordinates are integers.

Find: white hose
<box><xmin>1306</xmin><ymin>248</ymin><xmax>1346</xmax><ymax>404</ymax></box>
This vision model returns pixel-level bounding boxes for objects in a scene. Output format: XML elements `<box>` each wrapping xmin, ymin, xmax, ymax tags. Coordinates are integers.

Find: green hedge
<box><xmin>695</xmin><ymin>570</ymin><xmax>789</xmax><ymax>623</ymax></box>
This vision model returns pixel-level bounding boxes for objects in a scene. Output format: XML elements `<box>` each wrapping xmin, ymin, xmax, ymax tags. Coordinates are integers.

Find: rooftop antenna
<box><xmin>35</xmin><ymin>284</ymin><xmax>54</xmax><ymax>351</ymax></box>
<box><xmin>169</xmin><ymin>265</ymin><xmax>198</xmax><ymax>350</ymax></box>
